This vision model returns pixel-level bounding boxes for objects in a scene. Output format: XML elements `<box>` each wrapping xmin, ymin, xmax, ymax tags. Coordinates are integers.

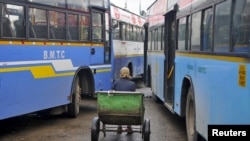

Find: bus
<box><xmin>144</xmin><ymin>0</ymin><xmax>250</xmax><ymax>140</ymax></box>
<box><xmin>0</xmin><ymin>0</ymin><xmax>113</xmax><ymax>120</ymax></box>
<box><xmin>110</xmin><ymin>3</ymin><xmax>145</xmax><ymax>81</ymax></box>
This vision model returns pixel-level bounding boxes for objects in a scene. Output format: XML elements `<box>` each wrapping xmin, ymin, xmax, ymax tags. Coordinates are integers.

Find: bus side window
<box><xmin>120</xmin><ymin>22</ymin><xmax>126</xmax><ymax>40</ymax></box>
<box><xmin>80</xmin><ymin>15</ymin><xmax>89</xmax><ymax>41</ymax></box>
<box><xmin>29</xmin><ymin>21</ymin><xmax>37</xmax><ymax>38</ymax></box>
<box><xmin>14</xmin><ymin>15</ymin><xmax>25</xmax><ymax>38</ymax></box>
<box><xmin>49</xmin><ymin>11</ymin><xmax>66</xmax><ymax>40</ymax></box>
<box><xmin>236</xmin><ymin>24</ymin><xmax>250</xmax><ymax>44</ymax></box>
<box><xmin>29</xmin><ymin>8</ymin><xmax>48</xmax><ymax>39</ymax></box>
<box><xmin>68</xmin><ymin>14</ymin><xmax>78</xmax><ymax>40</ymax></box>
<box><xmin>202</xmin><ymin>8</ymin><xmax>212</xmax><ymax>51</ymax></box>
<box><xmin>13</xmin><ymin>5</ymin><xmax>25</xmax><ymax>39</ymax></box>
<box><xmin>2</xmin><ymin>17</ymin><xmax>14</xmax><ymax>37</ymax></box>
<box><xmin>214</xmin><ymin>0</ymin><xmax>231</xmax><ymax>52</ymax></box>
<box><xmin>112</xmin><ymin>19</ymin><xmax>120</xmax><ymax>39</ymax></box>
<box><xmin>92</xmin><ymin>12</ymin><xmax>103</xmax><ymax>41</ymax></box>
<box><xmin>233</xmin><ymin>0</ymin><xmax>250</xmax><ymax>52</ymax></box>
<box><xmin>1</xmin><ymin>4</ymin><xmax>14</xmax><ymax>37</ymax></box>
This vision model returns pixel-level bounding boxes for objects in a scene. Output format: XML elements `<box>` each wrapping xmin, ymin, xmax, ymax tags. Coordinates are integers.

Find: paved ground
<box><xmin>0</xmin><ymin>83</ymin><xmax>187</xmax><ymax>141</ymax></box>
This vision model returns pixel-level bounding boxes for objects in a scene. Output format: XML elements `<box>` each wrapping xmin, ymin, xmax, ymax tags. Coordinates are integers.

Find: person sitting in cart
<box><xmin>112</xmin><ymin>67</ymin><xmax>136</xmax><ymax>134</ymax></box>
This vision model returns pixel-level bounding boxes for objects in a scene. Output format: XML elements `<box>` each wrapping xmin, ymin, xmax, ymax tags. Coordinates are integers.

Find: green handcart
<box><xmin>91</xmin><ymin>91</ymin><xmax>151</xmax><ymax>141</ymax></box>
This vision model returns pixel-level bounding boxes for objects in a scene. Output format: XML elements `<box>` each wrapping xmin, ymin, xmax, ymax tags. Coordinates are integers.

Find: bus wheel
<box><xmin>186</xmin><ymin>86</ymin><xmax>198</xmax><ymax>141</ymax></box>
<box><xmin>68</xmin><ymin>76</ymin><xmax>81</xmax><ymax>117</ymax></box>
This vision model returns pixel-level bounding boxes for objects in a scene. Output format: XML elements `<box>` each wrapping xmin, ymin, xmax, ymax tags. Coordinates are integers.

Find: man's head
<box><xmin>119</xmin><ymin>67</ymin><xmax>131</xmax><ymax>79</ymax></box>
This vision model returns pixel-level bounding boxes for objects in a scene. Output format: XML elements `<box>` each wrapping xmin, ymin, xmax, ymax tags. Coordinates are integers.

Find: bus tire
<box><xmin>68</xmin><ymin>76</ymin><xmax>81</xmax><ymax>117</ymax></box>
<box><xmin>91</xmin><ymin>116</ymin><xmax>100</xmax><ymax>141</ymax></box>
<box><xmin>186</xmin><ymin>86</ymin><xmax>198</xmax><ymax>141</ymax></box>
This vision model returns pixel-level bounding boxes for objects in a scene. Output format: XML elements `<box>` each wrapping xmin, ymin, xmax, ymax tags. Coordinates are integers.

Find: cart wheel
<box><xmin>103</xmin><ymin>124</ymin><xmax>106</xmax><ymax>137</ymax></box>
<box><xmin>143</xmin><ymin>119</ymin><xmax>150</xmax><ymax>141</ymax></box>
<box><xmin>91</xmin><ymin>117</ymin><xmax>100</xmax><ymax>141</ymax></box>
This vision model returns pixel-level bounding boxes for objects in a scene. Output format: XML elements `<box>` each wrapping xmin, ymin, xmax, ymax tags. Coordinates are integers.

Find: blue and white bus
<box><xmin>111</xmin><ymin>3</ymin><xmax>145</xmax><ymax>80</ymax></box>
<box><xmin>0</xmin><ymin>0</ymin><xmax>113</xmax><ymax>120</ymax></box>
<box><xmin>145</xmin><ymin>0</ymin><xmax>250</xmax><ymax>140</ymax></box>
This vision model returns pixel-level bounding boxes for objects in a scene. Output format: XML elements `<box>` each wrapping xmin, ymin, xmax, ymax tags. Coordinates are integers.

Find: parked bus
<box><xmin>144</xmin><ymin>0</ymin><xmax>250</xmax><ymax>140</ymax></box>
<box><xmin>110</xmin><ymin>3</ymin><xmax>145</xmax><ymax>81</ymax></box>
<box><xmin>0</xmin><ymin>0</ymin><xmax>112</xmax><ymax>120</ymax></box>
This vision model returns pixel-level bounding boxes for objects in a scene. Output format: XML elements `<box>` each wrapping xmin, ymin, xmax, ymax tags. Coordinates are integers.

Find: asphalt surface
<box><xmin>0</xmin><ymin>83</ymin><xmax>187</xmax><ymax>141</ymax></box>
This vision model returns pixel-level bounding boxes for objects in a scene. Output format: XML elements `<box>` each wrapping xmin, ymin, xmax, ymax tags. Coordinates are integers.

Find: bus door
<box><xmin>143</xmin><ymin>23</ymin><xmax>149</xmax><ymax>84</ymax></box>
<box><xmin>90</xmin><ymin>8</ymin><xmax>111</xmax><ymax>65</ymax></box>
<box><xmin>163</xmin><ymin>9</ymin><xmax>176</xmax><ymax>110</ymax></box>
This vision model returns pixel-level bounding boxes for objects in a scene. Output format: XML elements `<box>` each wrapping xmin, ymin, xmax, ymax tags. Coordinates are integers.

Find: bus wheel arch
<box><xmin>78</xmin><ymin>67</ymin><xmax>95</xmax><ymax>96</ymax></box>
<box><xmin>180</xmin><ymin>77</ymin><xmax>191</xmax><ymax>116</ymax></box>
<box><xmin>182</xmin><ymin>77</ymin><xmax>198</xmax><ymax>141</ymax></box>
<box><xmin>67</xmin><ymin>67</ymin><xmax>95</xmax><ymax>117</ymax></box>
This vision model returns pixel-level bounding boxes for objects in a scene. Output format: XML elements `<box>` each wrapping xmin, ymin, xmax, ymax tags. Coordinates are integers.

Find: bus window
<box><xmin>161</xmin><ymin>26</ymin><xmax>164</xmax><ymax>50</ymax></box>
<box><xmin>1</xmin><ymin>4</ymin><xmax>18</xmax><ymax>38</ymax></box>
<box><xmin>68</xmin><ymin>0</ymin><xmax>89</xmax><ymax>12</ymax></box>
<box><xmin>49</xmin><ymin>11</ymin><xmax>66</xmax><ymax>40</ymax></box>
<box><xmin>80</xmin><ymin>15</ymin><xmax>89</xmax><ymax>40</ymax></box>
<box><xmin>187</xmin><ymin>16</ymin><xmax>191</xmax><ymax>50</ymax></box>
<box><xmin>134</xmin><ymin>26</ymin><xmax>139</xmax><ymax>41</ymax></box>
<box><xmin>119</xmin><ymin>22</ymin><xmax>122</xmax><ymax>40</ymax></box>
<box><xmin>153</xmin><ymin>29</ymin><xmax>157</xmax><ymax>50</ymax></box>
<box><xmin>233</xmin><ymin>0</ymin><xmax>250</xmax><ymax>53</ymax></box>
<box><xmin>92</xmin><ymin>12</ymin><xmax>103</xmax><ymax>41</ymax></box>
<box><xmin>151</xmin><ymin>30</ymin><xmax>155</xmax><ymax>50</ymax></box>
<box><xmin>68</xmin><ymin>14</ymin><xmax>78</xmax><ymax>40</ymax></box>
<box><xmin>202</xmin><ymin>8</ymin><xmax>213</xmax><ymax>51</ymax></box>
<box><xmin>132</xmin><ymin>26</ymin><xmax>136</xmax><ymax>41</ymax></box>
<box><xmin>131</xmin><ymin>25</ymin><xmax>134</xmax><ymax>41</ymax></box>
<box><xmin>4</xmin><ymin>4</ymin><xmax>25</xmax><ymax>38</ymax></box>
<box><xmin>29</xmin><ymin>8</ymin><xmax>47</xmax><ymax>39</ymax></box>
<box><xmin>148</xmin><ymin>31</ymin><xmax>151</xmax><ymax>50</ymax></box>
<box><xmin>140</xmin><ymin>27</ymin><xmax>145</xmax><ymax>42</ymax></box>
<box><xmin>156</xmin><ymin>28</ymin><xmax>159</xmax><ymax>50</ymax></box>
<box><xmin>157</xmin><ymin>28</ymin><xmax>161</xmax><ymax>51</ymax></box>
<box><xmin>191</xmin><ymin>11</ymin><xmax>201</xmax><ymax>51</ymax></box>
<box><xmin>126</xmin><ymin>24</ymin><xmax>132</xmax><ymax>41</ymax></box>
<box><xmin>130</xmin><ymin>26</ymin><xmax>133</xmax><ymax>41</ymax></box>
<box><xmin>214</xmin><ymin>0</ymin><xmax>231</xmax><ymax>52</ymax></box>
<box><xmin>112</xmin><ymin>19</ymin><xmax>120</xmax><ymax>39</ymax></box>
<box><xmin>178</xmin><ymin>17</ymin><xmax>187</xmax><ymax>51</ymax></box>
<box><xmin>142</xmin><ymin>27</ymin><xmax>145</xmax><ymax>42</ymax></box>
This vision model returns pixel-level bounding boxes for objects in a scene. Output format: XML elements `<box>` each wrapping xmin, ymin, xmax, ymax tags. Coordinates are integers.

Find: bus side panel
<box><xmin>0</xmin><ymin>70</ymin><xmax>73</xmax><ymax>120</ymax></box>
<box><xmin>90</xmin><ymin>46</ymin><xmax>105</xmax><ymax>65</ymax></box>
<box><xmin>93</xmin><ymin>67</ymin><xmax>112</xmax><ymax>91</ymax></box>
<box><xmin>147</xmin><ymin>51</ymin><xmax>165</xmax><ymax>101</ymax></box>
<box><xmin>0</xmin><ymin>44</ymin><xmax>111</xmax><ymax>120</ymax></box>
<box><xmin>175</xmin><ymin>55</ymin><xmax>250</xmax><ymax>140</ymax></box>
